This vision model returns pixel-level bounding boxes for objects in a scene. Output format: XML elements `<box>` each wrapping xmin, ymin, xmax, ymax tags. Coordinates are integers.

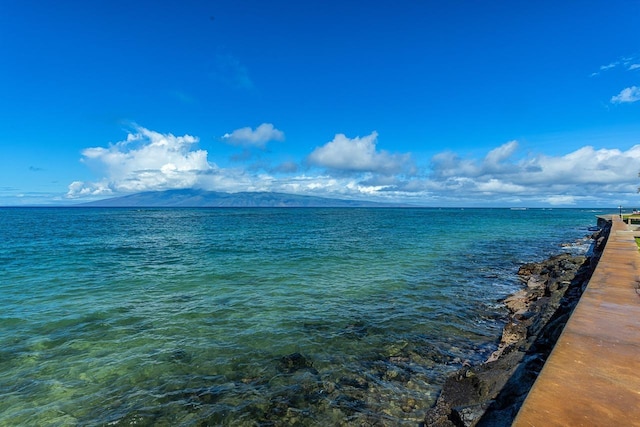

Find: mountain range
<box><xmin>79</xmin><ymin>189</ymin><xmax>403</xmax><ymax>208</ymax></box>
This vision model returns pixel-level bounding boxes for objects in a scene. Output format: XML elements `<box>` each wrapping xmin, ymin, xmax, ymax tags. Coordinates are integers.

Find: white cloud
<box><xmin>611</xmin><ymin>86</ymin><xmax>640</xmax><ymax>104</ymax></box>
<box><xmin>429</xmin><ymin>141</ymin><xmax>520</xmax><ymax>179</ymax></box>
<box><xmin>484</xmin><ymin>140</ymin><xmax>517</xmax><ymax>163</ymax></box>
<box><xmin>422</xmin><ymin>142</ymin><xmax>640</xmax><ymax>205</ymax></box>
<box><xmin>271</xmin><ymin>174</ymin><xmax>389</xmax><ymax>200</ymax></box>
<box><xmin>545</xmin><ymin>195</ymin><xmax>577</xmax><ymax>206</ymax></box>
<box><xmin>67</xmin><ymin>126</ymin><xmax>640</xmax><ymax>207</ymax></box>
<box><xmin>591</xmin><ymin>55</ymin><xmax>639</xmax><ymax>76</ymax></box>
<box><xmin>222</xmin><ymin>123</ymin><xmax>285</xmax><ymax>148</ymax></box>
<box><xmin>476</xmin><ymin>178</ymin><xmax>526</xmax><ymax>194</ymax></box>
<box><xmin>307</xmin><ymin>132</ymin><xmax>413</xmax><ymax>175</ymax></box>
<box><xmin>591</xmin><ymin>61</ymin><xmax>617</xmax><ymax>77</ymax></box>
<box><xmin>67</xmin><ymin>180</ymin><xmax>113</xmax><ymax>197</ymax></box>
<box><xmin>67</xmin><ymin>126</ymin><xmax>216</xmax><ymax>198</ymax></box>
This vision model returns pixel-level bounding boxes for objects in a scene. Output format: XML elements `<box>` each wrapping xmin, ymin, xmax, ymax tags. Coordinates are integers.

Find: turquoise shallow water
<box><xmin>0</xmin><ymin>208</ymin><xmax>602</xmax><ymax>425</ymax></box>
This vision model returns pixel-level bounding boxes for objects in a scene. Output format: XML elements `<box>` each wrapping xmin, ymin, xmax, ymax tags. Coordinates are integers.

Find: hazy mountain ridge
<box><xmin>79</xmin><ymin>189</ymin><xmax>403</xmax><ymax>207</ymax></box>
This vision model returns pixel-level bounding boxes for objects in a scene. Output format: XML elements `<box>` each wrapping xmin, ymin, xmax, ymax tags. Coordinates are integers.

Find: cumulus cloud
<box><xmin>423</xmin><ymin>141</ymin><xmax>640</xmax><ymax>205</ymax></box>
<box><xmin>611</xmin><ymin>86</ymin><xmax>640</xmax><ymax>104</ymax></box>
<box><xmin>545</xmin><ymin>195</ymin><xmax>577</xmax><ymax>206</ymax></box>
<box><xmin>67</xmin><ymin>126</ymin><xmax>216</xmax><ymax>198</ymax></box>
<box><xmin>484</xmin><ymin>140</ymin><xmax>518</xmax><ymax>167</ymax></box>
<box><xmin>66</xmin><ymin>125</ymin><xmax>640</xmax><ymax>207</ymax></box>
<box><xmin>429</xmin><ymin>141</ymin><xmax>519</xmax><ymax>180</ymax></box>
<box><xmin>67</xmin><ymin>179</ymin><xmax>113</xmax><ymax>198</ymax></box>
<box><xmin>269</xmin><ymin>173</ymin><xmax>395</xmax><ymax>201</ymax></box>
<box><xmin>222</xmin><ymin>123</ymin><xmax>285</xmax><ymax>148</ymax></box>
<box><xmin>307</xmin><ymin>132</ymin><xmax>413</xmax><ymax>175</ymax></box>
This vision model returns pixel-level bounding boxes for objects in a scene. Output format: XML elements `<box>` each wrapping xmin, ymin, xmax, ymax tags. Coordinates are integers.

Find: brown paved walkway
<box><xmin>513</xmin><ymin>217</ymin><xmax>640</xmax><ymax>426</ymax></box>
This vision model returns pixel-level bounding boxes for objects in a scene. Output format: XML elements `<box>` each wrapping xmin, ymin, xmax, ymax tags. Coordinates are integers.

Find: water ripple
<box><xmin>0</xmin><ymin>207</ymin><xmax>601</xmax><ymax>425</ymax></box>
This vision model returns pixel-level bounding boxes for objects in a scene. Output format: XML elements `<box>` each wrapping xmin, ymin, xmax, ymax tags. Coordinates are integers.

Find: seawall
<box><xmin>513</xmin><ymin>215</ymin><xmax>640</xmax><ymax>426</ymax></box>
<box><xmin>424</xmin><ymin>218</ymin><xmax>612</xmax><ymax>426</ymax></box>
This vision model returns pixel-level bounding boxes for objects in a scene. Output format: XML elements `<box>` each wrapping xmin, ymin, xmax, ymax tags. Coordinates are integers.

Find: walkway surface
<box><xmin>513</xmin><ymin>216</ymin><xmax>640</xmax><ymax>426</ymax></box>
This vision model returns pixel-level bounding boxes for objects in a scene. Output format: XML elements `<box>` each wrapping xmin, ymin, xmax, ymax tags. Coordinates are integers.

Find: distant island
<box><xmin>79</xmin><ymin>189</ymin><xmax>404</xmax><ymax>208</ymax></box>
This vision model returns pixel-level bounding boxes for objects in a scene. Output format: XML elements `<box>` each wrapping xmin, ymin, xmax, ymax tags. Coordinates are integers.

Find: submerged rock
<box><xmin>337</xmin><ymin>374</ymin><xmax>369</xmax><ymax>390</ymax></box>
<box><xmin>423</xmin><ymin>224</ymin><xmax>610</xmax><ymax>427</ymax></box>
<box><xmin>340</xmin><ymin>322</ymin><xmax>369</xmax><ymax>339</ymax></box>
<box><xmin>276</xmin><ymin>352</ymin><xmax>316</xmax><ymax>374</ymax></box>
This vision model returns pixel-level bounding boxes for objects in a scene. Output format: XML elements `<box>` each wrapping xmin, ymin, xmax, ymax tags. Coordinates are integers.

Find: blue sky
<box><xmin>1</xmin><ymin>0</ymin><xmax>639</xmax><ymax>207</ymax></box>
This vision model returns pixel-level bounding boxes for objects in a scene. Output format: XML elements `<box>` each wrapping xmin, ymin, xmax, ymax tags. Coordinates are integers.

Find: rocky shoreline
<box><xmin>423</xmin><ymin>222</ymin><xmax>611</xmax><ymax>427</ymax></box>
<box><xmin>109</xmin><ymin>222</ymin><xmax>612</xmax><ymax>426</ymax></box>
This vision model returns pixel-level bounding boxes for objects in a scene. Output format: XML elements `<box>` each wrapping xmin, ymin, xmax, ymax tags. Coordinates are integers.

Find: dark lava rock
<box><xmin>424</xmin><ymin>223</ymin><xmax>610</xmax><ymax>427</ymax></box>
<box><xmin>338</xmin><ymin>375</ymin><xmax>369</xmax><ymax>390</ymax></box>
<box><xmin>170</xmin><ymin>348</ymin><xmax>192</xmax><ymax>363</ymax></box>
<box><xmin>332</xmin><ymin>394</ymin><xmax>366</xmax><ymax>414</ymax></box>
<box><xmin>277</xmin><ymin>352</ymin><xmax>316</xmax><ymax>374</ymax></box>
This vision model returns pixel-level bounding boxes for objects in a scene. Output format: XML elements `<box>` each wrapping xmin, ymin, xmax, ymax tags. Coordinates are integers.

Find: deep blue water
<box><xmin>0</xmin><ymin>207</ymin><xmax>603</xmax><ymax>425</ymax></box>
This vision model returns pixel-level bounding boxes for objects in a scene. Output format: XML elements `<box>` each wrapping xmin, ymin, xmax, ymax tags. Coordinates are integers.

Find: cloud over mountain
<box><xmin>68</xmin><ymin>125</ymin><xmax>640</xmax><ymax>207</ymax></box>
<box><xmin>67</xmin><ymin>126</ymin><xmax>215</xmax><ymax>198</ymax></box>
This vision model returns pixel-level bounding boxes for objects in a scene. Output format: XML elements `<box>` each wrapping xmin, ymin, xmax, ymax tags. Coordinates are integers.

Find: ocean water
<box><xmin>0</xmin><ymin>207</ymin><xmax>603</xmax><ymax>426</ymax></box>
